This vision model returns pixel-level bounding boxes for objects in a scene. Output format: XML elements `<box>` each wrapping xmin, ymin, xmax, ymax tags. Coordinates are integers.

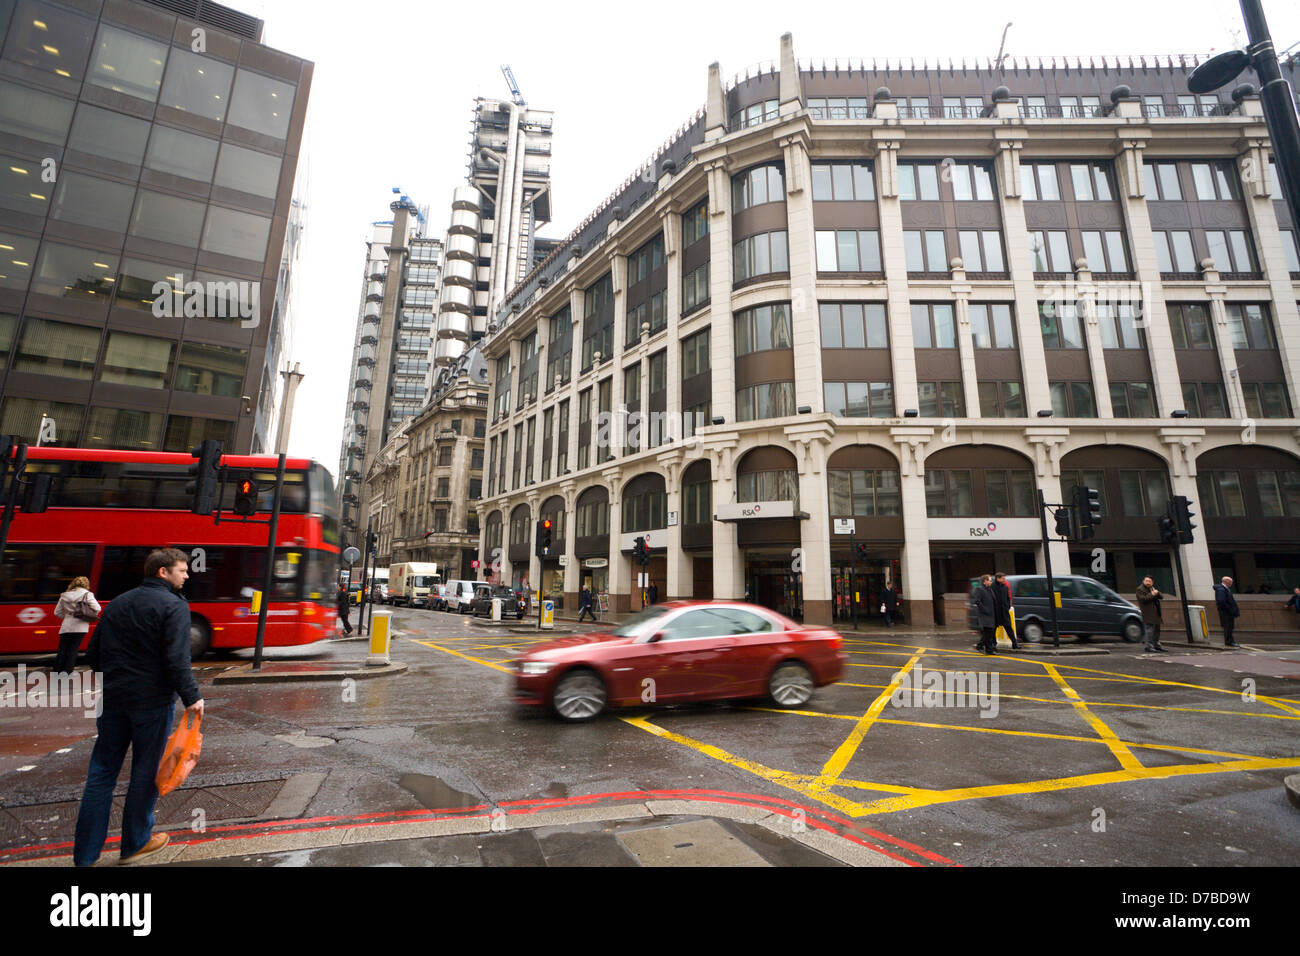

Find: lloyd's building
<box><xmin>477</xmin><ymin>34</ymin><xmax>1300</xmax><ymax>631</ymax></box>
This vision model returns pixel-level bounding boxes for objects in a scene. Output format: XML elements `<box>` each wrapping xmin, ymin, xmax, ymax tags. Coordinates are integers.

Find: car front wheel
<box><xmin>768</xmin><ymin>661</ymin><xmax>814</xmax><ymax>708</ymax></box>
<box><xmin>552</xmin><ymin>670</ymin><xmax>606</xmax><ymax>722</ymax></box>
<box><xmin>1020</xmin><ymin>620</ymin><xmax>1046</xmax><ymax>643</ymax></box>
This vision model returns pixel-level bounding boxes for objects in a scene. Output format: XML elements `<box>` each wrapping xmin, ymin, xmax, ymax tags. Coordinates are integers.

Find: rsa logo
<box><xmin>740</xmin><ymin>504</ymin><xmax>763</xmax><ymax>518</ymax></box>
<box><xmin>969</xmin><ymin>522</ymin><xmax>997</xmax><ymax>537</ymax></box>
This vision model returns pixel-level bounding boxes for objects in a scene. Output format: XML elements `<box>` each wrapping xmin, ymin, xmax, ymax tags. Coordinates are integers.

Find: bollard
<box><xmin>1185</xmin><ymin>605</ymin><xmax>1208</xmax><ymax>644</ymax></box>
<box><xmin>541</xmin><ymin>599</ymin><xmax>555</xmax><ymax>630</ymax></box>
<box><xmin>368</xmin><ymin>609</ymin><xmax>392</xmax><ymax>666</ymax></box>
<box><xmin>490</xmin><ymin>597</ymin><xmax>502</xmax><ymax>622</ymax></box>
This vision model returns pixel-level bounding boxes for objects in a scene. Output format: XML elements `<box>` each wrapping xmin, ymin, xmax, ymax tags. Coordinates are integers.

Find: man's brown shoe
<box><xmin>119</xmin><ymin>832</ymin><xmax>169</xmax><ymax>866</ymax></box>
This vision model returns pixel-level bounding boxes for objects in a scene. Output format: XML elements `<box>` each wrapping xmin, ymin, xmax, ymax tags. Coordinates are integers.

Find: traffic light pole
<box><xmin>251</xmin><ymin>454</ymin><xmax>286</xmax><ymax>673</ymax></box>
<box><xmin>1038</xmin><ymin>490</ymin><xmax>1063</xmax><ymax>649</ymax></box>
<box><xmin>1170</xmin><ymin>538</ymin><xmax>1195</xmax><ymax>645</ymax></box>
<box><xmin>848</xmin><ymin>532</ymin><xmax>858</xmax><ymax>631</ymax></box>
<box><xmin>357</xmin><ymin>520</ymin><xmax>371</xmax><ymax>637</ymax></box>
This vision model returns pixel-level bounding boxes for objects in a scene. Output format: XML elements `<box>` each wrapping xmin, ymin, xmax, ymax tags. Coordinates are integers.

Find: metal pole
<box><xmin>1240</xmin><ymin>0</ymin><xmax>1300</xmax><ymax>231</ymax></box>
<box><xmin>1039</xmin><ymin>489</ymin><xmax>1062</xmax><ymax>648</ymax></box>
<box><xmin>849</xmin><ymin>531</ymin><xmax>858</xmax><ymax>631</ymax></box>
<box><xmin>358</xmin><ymin>520</ymin><xmax>371</xmax><ymax>637</ymax></box>
<box><xmin>0</xmin><ymin>444</ymin><xmax>26</xmax><ymax>562</ymax></box>
<box><xmin>252</xmin><ymin>453</ymin><xmax>287</xmax><ymax>673</ymax></box>
<box><xmin>1171</xmin><ymin>539</ymin><xmax>1195</xmax><ymax>645</ymax></box>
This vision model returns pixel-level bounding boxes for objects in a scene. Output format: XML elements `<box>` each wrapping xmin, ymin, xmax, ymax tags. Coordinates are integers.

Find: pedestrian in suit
<box><xmin>1214</xmin><ymin>576</ymin><xmax>1240</xmax><ymax>648</ymax></box>
<box><xmin>992</xmin><ymin>572</ymin><xmax>1019</xmax><ymax>649</ymax></box>
<box><xmin>648</xmin><ymin>583</ymin><xmax>658</xmax><ymax>605</ymax></box>
<box><xmin>336</xmin><ymin>584</ymin><xmax>353</xmax><ymax>635</ymax></box>
<box><xmin>1285</xmin><ymin>588</ymin><xmax>1300</xmax><ymax>613</ymax></box>
<box><xmin>973</xmin><ymin>574</ymin><xmax>998</xmax><ymax>655</ymax></box>
<box><xmin>53</xmin><ymin>576</ymin><xmax>101</xmax><ymax>673</ymax></box>
<box><xmin>577</xmin><ymin>585</ymin><xmax>596</xmax><ymax>622</ymax></box>
<box><xmin>1136</xmin><ymin>577</ymin><xmax>1165</xmax><ymax>652</ymax></box>
<box><xmin>880</xmin><ymin>583</ymin><xmax>898</xmax><ymax>627</ymax></box>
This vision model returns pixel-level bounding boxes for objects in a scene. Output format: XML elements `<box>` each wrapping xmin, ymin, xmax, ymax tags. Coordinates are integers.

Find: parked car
<box><xmin>428</xmin><ymin>584</ymin><xmax>449</xmax><ymax>611</ymax></box>
<box><xmin>370</xmin><ymin>582</ymin><xmax>390</xmax><ymax>605</ymax></box>
<box><xmin>510</xmin><ymin>601</ymin><xmax>845</xmax><ymax>722</ymax></box>
<box><xmin>968</xmin><ymin>574</ymin><xmax>1145</xmax><ymax>643</ymax></box>
<box><xmin>442</xmin><ymin>580</ymin><xmax>479</xmax><ymax>614</ymax></box>
<box><xmin>473</xmin><ymin>585</ymin><xmax>527</xmax><ymax>619</ymax></box>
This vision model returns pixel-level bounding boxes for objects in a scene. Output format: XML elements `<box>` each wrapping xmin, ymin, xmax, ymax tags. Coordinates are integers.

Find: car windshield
<box><xmin>611</xmin><ymin>606</ymin><xmax>671</xmax><ymax>637</ymax></box>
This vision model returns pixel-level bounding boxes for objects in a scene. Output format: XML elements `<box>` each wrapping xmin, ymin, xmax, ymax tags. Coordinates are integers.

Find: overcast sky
<box><xmin>241</xmin><ymin>0</ymin><xmax>1299</xmax><ymax>475</ymax></box>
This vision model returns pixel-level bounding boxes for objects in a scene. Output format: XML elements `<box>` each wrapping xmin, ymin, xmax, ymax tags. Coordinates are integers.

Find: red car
<box><xmin>510</xmin><ymin>601</ymin><xmax>846</xmax><ymax>722</ymax></box>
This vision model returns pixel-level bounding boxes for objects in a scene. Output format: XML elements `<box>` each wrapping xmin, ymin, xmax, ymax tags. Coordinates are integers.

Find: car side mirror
<box><xmin>648</xmin><ymin>632</ymin><xmax>665</xmax><ymax>643</ymax></box>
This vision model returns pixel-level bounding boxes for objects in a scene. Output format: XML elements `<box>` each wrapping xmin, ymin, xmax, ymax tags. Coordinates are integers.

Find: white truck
<box><xmin>389</xmin><ymin>563</ymin><xmax>441</xmax><ymax>608</ymax></box>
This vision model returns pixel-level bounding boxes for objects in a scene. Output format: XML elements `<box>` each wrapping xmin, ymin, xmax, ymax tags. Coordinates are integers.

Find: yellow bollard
<box><xmin>368</xmin><ymin>609</ymin><xmax>392</xmax><ymax>666</ymax></box>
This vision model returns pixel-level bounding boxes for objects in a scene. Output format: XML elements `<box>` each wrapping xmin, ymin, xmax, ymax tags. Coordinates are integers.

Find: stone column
<box><xmin>609</xmin><ymin>252</ymin><xmax>627</xmax><ymax>460</ymax></box>
<box><xmin>661</xmin><ymin>208</ymin><xmax>684</xmax><ymax>443</ymax></box>
<box><xmin>788</xmin><ymin>421</ymin><xmax>834</xmax><ymax>624</ymax></box>
<box><xmin>604</xmin><ymin>470</ymin><xmax>628</xmax><ymax>612</ymax></box>
<box><xmin>561</xmin><ymin>481</ymin><xmax>578</xmax><ymax>608</ymax></box>
<box><xmin>525</xmin><ymin>492</ymin><xmax>540</xmax><ymax>603</ymax></box>
<box><xmin>781</xmin><ymin>130</ymin><xmax>823</xmax><ymax>412</ymax></box>
<box><xmin>951</xmin><ymin>277</ymin><xmax>980</xmax><ymax>417</ymax></box>
<box><xmin>1026</xmin><ymin>429</ymin><xmax>1071</xmax><ymax>573</ymax></box>
<box><xmin>568</xmin><ymin>289</ymin><xmax>585</xmax><ymax>470</ymax></box>
<box><xmin>873</xmin><ymin>134</ymin><xmax>919</xmax><ymax>411</ymax></box>
<box><xmin>659</xmin><ymin>452</ymin><xmax>693</xmax><ymax>600</ymax></box>
<box><xmin>1161</xmin><ymin>429</ymin><xmax>1214</xmax><ymax>602</ymax></box>
<box><xmin>706</xmin><ymin>439</ymin><xmax>745</xmax><ymax>600</ymax></box>
<box><xmin>706</xmin><ymin>159</ymin><xmax>737</xmax><ymax>423</ymax></box>
<box><xmin>1203</xmin><ymin>268</ymin><xmax>1246</xmax><ymax>419</ymax></box>
<box><xmin>892</xmin><ymin>427</ymin><xmax>934</xmax><ymax>626</ymax></box>
<box><xmin>996</xmin><ymin>134</ymin><xmax>1052</xmax><ymax>413</ymax></box>
<box><xmin>1112</xmin><ymin>135</ymin><xmax>1185</xmax><ymax>415</ymax></box>
<box><xmin>1076</xmin><ymin>264</ymin><xmax>1114</xmax><ymax>418</ymax></box>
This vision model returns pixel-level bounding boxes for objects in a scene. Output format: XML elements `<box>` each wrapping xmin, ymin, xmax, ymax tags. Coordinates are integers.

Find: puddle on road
<box><xmin>542</xmin><ymin>782</ymin><xmax>568</xmax><ymax>799</ymax></box>
<box><xmin>398</xmin><ymin>773</ymin><xmax>481</xmax><ymax>810</ymax></box>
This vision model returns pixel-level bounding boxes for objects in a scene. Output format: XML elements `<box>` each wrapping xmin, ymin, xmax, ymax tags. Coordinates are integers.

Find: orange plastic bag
<box><xmin>155</xmin><ymin>709</ymin><xmax>203</xmax><ymax>797</ymax></box>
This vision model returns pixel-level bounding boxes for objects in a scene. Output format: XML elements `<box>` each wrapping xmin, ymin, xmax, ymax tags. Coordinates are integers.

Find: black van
<box><xmin>968</xmin><ymin>575</ymin><xmax>1145</xmax><ymax>643</ymax></box>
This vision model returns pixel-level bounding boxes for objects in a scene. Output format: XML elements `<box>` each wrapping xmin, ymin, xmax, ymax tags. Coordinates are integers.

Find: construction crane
<box><xmin>501</xmin><ymin>64</ymin><xmax>525</xmax><ymax>107</ymax></box>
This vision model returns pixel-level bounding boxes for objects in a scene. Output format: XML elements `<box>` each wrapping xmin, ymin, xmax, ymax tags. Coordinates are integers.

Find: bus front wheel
<box><xmin>190</xmin><ymin>617</ymin><xmax>212</xmax><ymax>660</ymax></box>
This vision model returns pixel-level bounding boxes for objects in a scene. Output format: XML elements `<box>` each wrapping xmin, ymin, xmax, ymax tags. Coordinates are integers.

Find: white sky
<box><xmin>240</xmin><ymin>0</ymin><xmax>1299</xmax><ymax>476</ymax></box>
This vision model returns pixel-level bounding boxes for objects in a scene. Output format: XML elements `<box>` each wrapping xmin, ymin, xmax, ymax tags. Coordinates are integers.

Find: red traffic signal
<box><xmin>233</xmin><ymin>473</ymin><xmax>258</xmax><ymax>516</ymax></box>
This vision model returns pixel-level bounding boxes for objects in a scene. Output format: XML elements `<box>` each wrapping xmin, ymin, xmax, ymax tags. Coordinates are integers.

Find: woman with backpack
<box><xmin>53</xmin><ymin>575</ymin><xmax>101</xmax><ymax>673</ymax></box>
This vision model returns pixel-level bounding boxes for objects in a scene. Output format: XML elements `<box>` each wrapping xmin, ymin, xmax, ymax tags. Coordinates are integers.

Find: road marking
<box><xmin>814</xmin><ymin>650</ymin><xmax>925</xmax><ymax>792</ymax></box>
<box><xmin>410</xmin><ymin>640</ymin><xmax>512</xmax><ymax>674</ymax></box>
<box><xmin>1042</xmin><ymin>663</ymin><xmax>1144</xmax><ymax>771</ymax></box>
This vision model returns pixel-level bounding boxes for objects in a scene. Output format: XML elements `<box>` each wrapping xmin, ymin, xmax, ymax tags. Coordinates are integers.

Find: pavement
<box><xmin>2</xmin><ymin>613</ymin><xmax>1298</xmax><ymax>867</ymax></box>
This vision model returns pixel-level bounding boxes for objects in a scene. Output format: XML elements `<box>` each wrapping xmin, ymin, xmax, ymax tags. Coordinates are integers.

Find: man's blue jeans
<box><xmin>73</xmin><ymin>703</ymin><xmax>175</xmax><ymax>866</ymax></box>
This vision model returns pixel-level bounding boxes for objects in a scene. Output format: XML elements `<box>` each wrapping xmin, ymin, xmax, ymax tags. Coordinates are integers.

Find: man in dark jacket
<box><xmin>1214</xmin><ymin>576</ymin><xmax>1240</xmax><ymax>648</ymax></box>
<box><xmin>577</xmin><ymin>584</ymin><xmax>596</xmax><ymax>622</ymax></box>
<box><xmin>880</xmin><ymin>583</ymin><xmax>898</xmax><ymax>627</ymax></box>
<box><xmin>336</xmin><ymin>583</ymin><xmax>353</xmax><ymax>635</ymax></box>
<box><xmin>73</xmin><ymin>548</ymin><xmax>203</xmax><ymax>867</ymax></box>
<box><xmin>1285</xmin><ymin>588</ymin><xmax>1300</xmax><ymax>613</ymax></box>
<box><xmin>1136</xmin><ymin>577</ymin><xmax>1166</xmax><ymax>652</ymax></box>
<box><xmin>992</xmin><ymin>572</ymin><xmax>1019</xmax><ymax>649</ymax></box>
<box><xmin>973</xmin><ymin>574</ymin><xmax>997</xmax><ymax>655</ymax></box>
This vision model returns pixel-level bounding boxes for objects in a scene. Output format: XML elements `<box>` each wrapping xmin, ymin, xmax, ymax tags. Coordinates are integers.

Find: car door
<box><xmin>631</xmin><ymin>608</ymin><xmax>740</xmax><ymax>702</ymax></box>
<box><xmin>1053</xmin><ymin>578</ymin><xmax>1090</xmax><ymax>634</ymax></box>
<box><xmin>713</xmin><ymin>607</ymin><xmax>784</xmax><ymax>697</ymax></box>
<box><xmin>1075</xmin><ymin>578</ymin><xmax>1119</xmax><ymax>635</ymax></box>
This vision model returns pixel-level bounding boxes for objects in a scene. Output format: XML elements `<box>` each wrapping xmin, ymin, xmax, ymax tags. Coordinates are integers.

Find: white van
<box><xmin>389</xmin><ymin>562</ymin><xmax>441</xmax><ymax>608</ymax></box>
<box><xmin>442</xmin><ymin>580</ymin><xmax>478</xmax><ymax>614</ymax></box>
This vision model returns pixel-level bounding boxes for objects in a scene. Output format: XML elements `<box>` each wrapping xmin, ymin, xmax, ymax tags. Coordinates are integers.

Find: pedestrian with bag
<box><xmin>577</xmin><ymin>584</ymin><xmax>597</xmax><ymax>623</ymax></box>
<box><xmin>1135</xmin><ymin>576</ymin><xmax>1166</xmax><ymax>652</ymax></box>
<box><xmin>53</xmin><ymin>575</ymin><xmax>101</xmax><ymax>674</ymax></box>
<box><xmin>73</xmin><ymin>548</ymin><xmax>203</xmax><ymax>867</ymax></box>
<box><xmin>336</xmin><ymin>583</ymin><xmax>353</xmax><ymax>636</ymax></box>
<box><xmin>880</xmin><ymin>582</ymin><xmax>898</xmax><ymax>628</ymax></box>
<box><xmin>1214</xmin><ymin>576</ymin><xmax>1241</xmax><ymax>648</ymax></box>
<box><xmin>973</xmin><ymin>574</ymin><xmax>998</xmax><ymax>655</ymax></box>
<box><xmin>993</xmin><ymin>572</ymin><xmax>1020</xmax><ymax>649</ymax></box>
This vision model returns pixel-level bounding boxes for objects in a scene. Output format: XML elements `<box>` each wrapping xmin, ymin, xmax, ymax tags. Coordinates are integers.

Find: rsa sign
<box><xmin>927</xmin><ymin>517</ymin><xmax>1039</xmax><ymax>541</ymax></box>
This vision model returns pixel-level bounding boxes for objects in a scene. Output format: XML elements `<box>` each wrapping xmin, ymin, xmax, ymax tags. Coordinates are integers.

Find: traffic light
<box><xmin>633</xmin><ymin>535</ymin><xmax>649</xmax><ymax>566</ymax></box>
<box><xmin>535</xmin><ymin>518</ymin><xmax>553</xmax><ymax>557</ymax></box>
<box><xmin>856</xmin><ymin>543</ymin><xmax>868</xmax><ymax>561</ymax></box>
<box><xmin>186</xmin><ymin>439</ymin><xmax>222</xmax><ymax>515</ymax></box>
<box><xmin>1072</xmin><ymin>485</ymin><xmax>1102</xmax><ymax>540</ymax></box>
<box><xmin>22</xmin><ymin>472</ymin><xmax>50</xmax><ymax>514</ymax></box>
<box><xmin>233</xmin><ymin>473</ymin><xmax>258</xmax><ymax>516</ymax></box>
<box><xmin>1053</xmin><ymin>507</ymin><xmax>1073</xmax><ymax>538</ymax></box>
<box><xmin>1171</xmin><ymin>495</ymin><xmax>1196</xmax><ymax>544</ymax></box>
<box><xmin>1157</xmin><ymin>514</ymin><xmax>1178</xmax><ymax>545</ymax></box>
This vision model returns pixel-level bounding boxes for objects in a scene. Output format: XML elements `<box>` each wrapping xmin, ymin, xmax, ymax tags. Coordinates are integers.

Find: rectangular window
<box><xmin>820</xmin><ymin>302</ymin><xmax>888</xmax><ymax>349</ymax></box>
<box><xmin>811</xmin><ymin>161</ymin><xmax>875</xmax><ymax>201</ymax></box>
<box><xmin>815</xmin><ymin>230</ymin><xmax>881</xmax><ymax>272</ymax></box>
<box><xmin>1096</xmin><ymin>303</ymin><xmax>1143</xmax><ymax>349</ymax></box>
<box><xmin>682</xmin><ymin>201</ymin><xmax>709</xmax><ymax>245</ymax></box>
<box><xmin>682</xmin><ymin>328</ymin><xmax>710</xmax><ymax>377</ymax></box>
<box><xmin>1027</xmin><ymin>231</ymin><xmax>1071</xmax><ymax>273</ymax></box>
<box><xmin>1039</xmin><ymin>302</ymin><xmax>1084</xmax><ymax>349</ymax></box>
<box><xmin>1167</xmin><ymin>303</ymin><xmax>1214</xmax><ymax>349</ymax></box>
<box><xmin>917</xmin><ymin>381</ymin><xmax>965</xmax><ymax>417</ymax></box>
<box><xmin>978</xmin><ymin>380</ymin><xmax>1025</xmax><ymax>417</ymax></box>
<box><xmin>970</xmin><ymin>303</ymin><xmax>1016</xmax><ymax>348</ymax></box>
<box><xmin>898</xmin><ymin>163</ymin><xmax>940</xmax><ymax>201</ymax></box>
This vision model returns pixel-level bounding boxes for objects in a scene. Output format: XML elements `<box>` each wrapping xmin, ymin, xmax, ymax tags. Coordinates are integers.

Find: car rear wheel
<box><xmin>1122</xmin><ymin>619</ymin><xmax>1145</xmax><ymax>642</ymax></box>
<box><xmin>552</xmin><ymin>670</ymin><xmax>606</xmax><ymax>722</ymax></box>
<box><xmin>189</xmin><ymin>617</ymin><xmax>212</xmax><ymax>660</ymax></box>
<box><xmin>1020</xmin><ymin>620</ymin><xmax>1046</xmax><ymax>643</ymax></box>
<box><xmin>768</xmin><ymin>661</ymin><xmax>814</xmax><ymax>708</ymax></box>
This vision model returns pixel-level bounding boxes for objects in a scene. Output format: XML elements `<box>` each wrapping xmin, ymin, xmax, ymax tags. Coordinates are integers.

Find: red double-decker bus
<box><xmin>0</xmin><ymin>448</ymin><xmax>340</xmax><ymax>657</ymax></box>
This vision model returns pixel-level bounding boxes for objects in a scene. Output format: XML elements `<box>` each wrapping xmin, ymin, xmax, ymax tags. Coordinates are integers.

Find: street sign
<box><xmin>471</xmin><ymin>558</ymin><xmax>480</xmax><ymax>569</ymax></box>
<box><xmin>667</xmin><ymin>511</ymin><xmax>678</xmax><ymax>526</ymax></box>
<box><xmin>833</xmin><ymin>518</ymin><xmax>856</xmax><ymax>535</ymax></box>
<box><xmin>343</xmin><ymin>546</ymin><xmax>360</xmax><ymax>565</ymax></box>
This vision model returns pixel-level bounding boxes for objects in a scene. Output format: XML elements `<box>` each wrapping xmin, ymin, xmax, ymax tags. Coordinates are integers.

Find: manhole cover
<box><xmin>617</xmin><ymin>819</ymin><xmax>770</xmax><ymax>867</ymax></box>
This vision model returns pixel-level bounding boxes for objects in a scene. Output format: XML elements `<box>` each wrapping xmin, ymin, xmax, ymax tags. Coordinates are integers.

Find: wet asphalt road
<box><xmin>2</xmin><ymin>609</ymin><xmax>1299</xmax><ymax>866</ymax></box>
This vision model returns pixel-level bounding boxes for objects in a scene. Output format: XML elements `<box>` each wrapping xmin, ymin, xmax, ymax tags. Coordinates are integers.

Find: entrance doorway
<box><xmin>744</xmin><ymin>553</ymin><xmax>802</xmax><ymax>621</ymax></box>
<box><xmin>831</xmin><ymin>558</ymin><xmax>899</xmax><ymax>624</ymax></box>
